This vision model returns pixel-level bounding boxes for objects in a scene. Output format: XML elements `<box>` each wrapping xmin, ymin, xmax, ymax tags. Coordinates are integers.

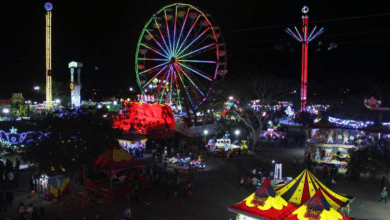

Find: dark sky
<box><xmin>1</xmin><ymin>0</ymin><xmax>390</xmax><ymax>101</ymax></box>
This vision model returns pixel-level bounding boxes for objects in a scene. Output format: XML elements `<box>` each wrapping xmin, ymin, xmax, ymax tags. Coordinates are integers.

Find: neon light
<box><xmin>177</xmin><ymin>59</ymin><xmax>216</xmax><ymax>64</ymax></box>
<box><xmin>328</xmin><ymin>116</ymin><xmax>374</xmax><ymax>128</ymax></box>
<box><xmin>139</xmin><ymin>61</ymin><xmax>170</xmax><ymax>75</ymax></box>
<box><xmin>175</xmin><ymin>8</ymin><xmax>190</xmax><ymax>54</ymax></box>
<box><xmin>285</xmin><ymin>6</ymin><xmax>324</xmax><ymax>112</ymax></box>
<box><xmin>145</xmin><ymin>30</ymin><xmax>171</xmax><ymax>57</ymax></box>
<box><xmin>177</xmin><ymin>27</ymin><xmax>210</xmax><ymax>57</ymax></box>
<box><xmin>153</xmin><ymin>19</ymin><xmax>171</xmax><ymax>57</ymax></box>
<box><xmin>0</xmin><ymin>127</ymin><xmax>49</xmax><ymax>148</ymax></box>
<box><xmin>175</xmin><ymin>63</ymin><xmax>205</xmax><ymax>96</ymax></box>
<box><xmin>177</xmin><ymin>62</ymin><xmax>213</xmax><ymax>81</ymax></box>
<box><xmin>178</xmin><ymin>43</ymin><xmax>215</xmax><ymax>59</ymax></box>
<box><xmin>140</xmin><ymin>43</ymin><xmax>169</xmax><ymax>59</ymax></box>
<box><xmin>142</xmin><ymin>65</ymin><xmax>168</xmax><ymax>89</ymax></box>
<box><xmin>176</xmin><ymin>15</ymin><xmax>201</xmax><ymax>55</ymax></box>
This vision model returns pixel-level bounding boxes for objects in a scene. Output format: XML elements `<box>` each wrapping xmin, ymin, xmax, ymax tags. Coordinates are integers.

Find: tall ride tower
<box><xmin>69</xmin><ymin>61</ymin><xmax>83</xmax><ymax>108</ymax></box>
<box><xmin>286</xmin><ymin>6</ymin><xmax>324</xmax><ymax>112</ymax></box>
<box><xmin>45</xmin><ymin>2</ymin><xmax>53</xmax><ymax>109</ymax></box>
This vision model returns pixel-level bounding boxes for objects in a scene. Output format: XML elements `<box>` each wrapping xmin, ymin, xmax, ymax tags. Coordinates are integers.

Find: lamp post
<box><xmin>3</xmin><ymin>108</ymin><xmax>9</xmax><ymax>117</ymax></box>
<box><xmin>235</xmin><ymin>129</ymin><xmax>240</xmax><ymax>141</ymax></box>
<box><xmin>204</xmin><ymin>130</ymin><xmax>208</xmax><ymax>144</ymax></box>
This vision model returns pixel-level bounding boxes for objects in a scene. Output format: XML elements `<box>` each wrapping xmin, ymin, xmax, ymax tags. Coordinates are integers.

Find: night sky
<box><xmin>1</xmin><ymin>0</ymin><xmax>390</xmax><ymax>101</ymax></box>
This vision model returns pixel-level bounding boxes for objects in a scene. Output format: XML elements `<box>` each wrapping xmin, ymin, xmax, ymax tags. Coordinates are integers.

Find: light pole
<box><xmin>204</xmin><ymin>130</ymin><xmax>208</xmax><ymax>144</ymax></box>
<box><xmin>235</xmin><ymin>129</ymin><xmax>240</xmax><ymax>141</ymax></box>
<box><xmin>3</xmin><ymin>108</ymin><xmax>9</xmax><ymax>117</ymax></box>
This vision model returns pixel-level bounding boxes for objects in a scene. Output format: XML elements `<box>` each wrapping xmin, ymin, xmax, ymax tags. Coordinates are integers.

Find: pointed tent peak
<box><xmin>107</xmin><ymin>141</ymin><xmax>121</xmax><ymax>150</ymax></box>
<box><xmin>305</xmin><ymin>188</ymin><xmax>331</xmax><ymax>212</ymax></box>
<box><xmin>124</xmin><ymin>125</ymin><xmax>142</xmax><ymax>136</ymax></box>
<box><xmin>251</xmin><ymin>178</ymin><xmax>277</xmax><ymax>206</ymax></box>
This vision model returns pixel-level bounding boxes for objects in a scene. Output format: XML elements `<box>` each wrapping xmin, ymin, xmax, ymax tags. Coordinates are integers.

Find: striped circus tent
<box><xmin>228</xmin><ymin>178</ymin><xmax>298</xmax><ymax>219</ymax></box>
<box><xmin>275</xmin><ymin>169</ymin><xmax>353</xmax><ymax>212</ymax></box>
<box><xmin>285</xmin><ymin>189</ymin><xmax>355</xmax><ymax>220</ymax></box>
<box><xmin>92</xmin><ymin>142</ymin><xmax>146</xmax><ymax>175</ymax></box>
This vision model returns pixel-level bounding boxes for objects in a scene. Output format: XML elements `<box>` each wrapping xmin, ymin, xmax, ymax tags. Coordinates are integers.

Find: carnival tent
<box><xmin>275</xmin><ymin>169</ymin><xmax>353</xmax><ymax>213</ymax></box>
<box><xmin>120</xmin><ymin>126</ymin><xmax>147</xmax><ymax>142</ymax></box>
<box><xmin>228</xmin><ymin>178</ymin><xmax>297</xmax><ymax>220</ymax></box>
<box><xmin>92</xmin><ymin>142</ymin><xmax>145</xmax><ymax>176</ymax></box>
<box><xmin>285</xmin><ymin>189</ymin><xmax>355</xmax><ymax>220</ymax></box>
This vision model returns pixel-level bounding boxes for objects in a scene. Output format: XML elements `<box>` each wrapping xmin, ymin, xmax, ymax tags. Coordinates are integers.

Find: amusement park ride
<box><xmin>285</xmin><ymin>6</ymin><xmax>324</xmax><ymax>112</ymax></box>
<box><xmin>135</xmin><ymin>3</ymin><xmax>228</xmax><ymax>125</ymax></box>
<box><xmin>44</xmin><ymin>2</ymin><xmax>53</xmax><ymax>109</ymax></box>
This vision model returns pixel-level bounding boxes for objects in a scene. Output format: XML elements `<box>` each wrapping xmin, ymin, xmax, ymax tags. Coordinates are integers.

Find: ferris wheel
<box><xmin>135</xmin><ymin>3</ymin><xmax>227</xmax><ymax>115</ymax></box>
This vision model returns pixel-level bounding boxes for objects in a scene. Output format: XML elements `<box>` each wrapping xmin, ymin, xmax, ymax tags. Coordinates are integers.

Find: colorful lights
<box><xmin>135</xmin><ymin>3</ymin><xmax>227</xmax><ymax>116</ymax></box>
<box><xmin>328</xmin><ymin>116</ymin><xmax>374</xmax><ymax>128</ymax></box>
<box><xmin>285</xmin><ymin>5</ymin><xmax>324</xmax><ymax>112</ymax></box>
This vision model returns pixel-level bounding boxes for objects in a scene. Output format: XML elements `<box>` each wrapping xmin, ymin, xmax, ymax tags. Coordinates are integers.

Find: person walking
<box><xmin>18</xmin><ymin>202</ymin><xmax>26</xmax><ymax>220</ymax></box>
<box><xmin>239</xmin><ymin>175</ymin><xmax>244</xmax><ymax>189</ymax></box>
<box><xmin>292</xmin><ymin>156</ymin><xmax>297</xmax><ymax>171</ymax></box>
<box><xmin>14</xmin><ymin>170</ymin><xmax>20</xmax><ymax>188</ymax></box>
<box><xmin>0</xmin><ymin>190</ymin><xmax>6</xmax><ymax>212</ymax></box>
<box><xmin>8</xmin><ymin>171</ymin><xmax>14</xmax><ymax>189</ymax></box>
<box><xmin>245</xmin><ymin>174</ymin><xmax>251</xmax><ymax>189</ymax></box>
<box><xmin>251</xmin><ymin>167</ymin><xmax>256</xmax><ymax>178</ymax></box>
<box><xmin>26</xmin><ymin>204</ymin><xmax>33</xmax><ymax>216</ymax></box>
<box><xmin>5</xmin><ymin>189</ymin><xmax>13</xmax><ymax>210</ymax></box>
<box><xmin>251</xmin><ymin>176</ymin><xmax>258</xmax><ymax>192</ymax></box>
<box><xmin>379</xmin><ymin>187</ymin><xmax>388</xmax><ymax>204</ymax></box>
<box><xmin>237</xmin><ymin>148</ymin><xmax>241</xmax><ymax>160</ymax></box>
<box><xmin>30</xmin><ymin>176</ymin><xmax>35</xmax><ymax>193</ymax></box>
<box><xmin>185</xmin><ymin>178</ymin><xmax>192</xmax><ymax>198</ymax></box>
<box><xmin>331</xmin><ymin>176</ymin><xmax>337</xmax><ymax>189</ymax></box>
<box><xmin>173</xmin><ymin>181</ymin><xmax>179</xmax><ymax>198</ymax></box>
<box><xmin>31</xmin><ymin>207</ymin><xmax>38</xmax><ymax>220</ymax></box>
<box><xmin>326</xmin><ymin>173</ymin><xmax>332</xmax><ymax>189</ymax></box>
<box><xmin>322</xmin><ymin>165</ymin><xmax>329</xmax><ymax>180</ymax></box>
<box><xmin>123</xmin><ymin>207</ymin><xmax>131</xmax><ymax>219</ymax></box>
<box><xmin>132</xmin><ymin>184</ymin><xmax>140</xmax><ymax>205</ymax></box>
<box><xmin>15</xmin><ymin>159</ymin><xmax>20</xmax><ymax>172</ymax></box>
<box><xmin>382</xmin><ymin>176</ymin><xmax>387</xmax><ymax>190</ymax></box>
<box><xmin>38</xmin><ymin>207</ymin><xmax>45</xmax><ymax>219</ymax></box>
<box><xmin>163</xmin><ymin>156</ymin><xmax>168</xmax><ymax>169</ymax></box>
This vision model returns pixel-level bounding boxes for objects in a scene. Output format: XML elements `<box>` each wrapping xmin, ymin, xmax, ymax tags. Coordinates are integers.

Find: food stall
<box><xmin>39</xmin><ymin>165</ymin><xmax>70</xmax><ymax>200</ymax></box>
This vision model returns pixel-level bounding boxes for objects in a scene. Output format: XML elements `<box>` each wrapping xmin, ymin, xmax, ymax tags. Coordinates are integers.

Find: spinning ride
<box><xmin>136</xmin><ymin>3</ymin><xmax>227</xmax><ymax>116</ymax></box>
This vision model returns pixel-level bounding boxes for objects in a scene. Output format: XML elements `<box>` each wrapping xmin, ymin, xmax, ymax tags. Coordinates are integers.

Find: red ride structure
<box><xmin>286</xmin><ymin>6</ymin><xmax>324</xmax><ymax>112</ymax></box>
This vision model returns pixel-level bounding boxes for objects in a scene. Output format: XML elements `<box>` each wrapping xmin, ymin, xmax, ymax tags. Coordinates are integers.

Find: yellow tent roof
<box><xmin>275</xmin><ymin>169</ymin><xmax>351</xmax><ymax>211</ymax></box>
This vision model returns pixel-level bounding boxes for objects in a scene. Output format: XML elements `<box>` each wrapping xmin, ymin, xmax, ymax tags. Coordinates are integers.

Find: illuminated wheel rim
<box><xmin>136</xmin><ymin>3</ymin><xmax>227</xmax><ymax>116</ymax></box>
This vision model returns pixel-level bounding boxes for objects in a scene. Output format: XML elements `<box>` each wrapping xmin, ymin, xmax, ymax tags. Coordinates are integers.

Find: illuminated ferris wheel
<box><xmin>135</xmin><ymin>3</ymin><xmax>227</xmax><ymax>115</ymax></box>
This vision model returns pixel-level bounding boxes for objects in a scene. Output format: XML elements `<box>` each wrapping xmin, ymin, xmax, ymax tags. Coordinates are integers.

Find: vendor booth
<box><xmin>305</xmin><ymin>123</ymin><xmax>360</xmax><ymax>166</ymax></box>
<box><xmin>39</xmin><ymin>165</ymin><xmax>70</xmax><ymax>200</ymax></box>
<box><xmin>118</xmin><ymin>126</ymin><xmax>147</xmax><ymax>158</ymax></box>
<box><xmin>87</xmin><ymin>142</ymin><xmax>146</xmax><ymax>200</ymax></box>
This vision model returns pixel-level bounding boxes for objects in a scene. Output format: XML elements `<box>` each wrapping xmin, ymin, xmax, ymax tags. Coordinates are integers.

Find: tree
<box><xmin>23</xmin><ymin>106</ymin><xmax>121</xmax><ymax>194</ymax></box>
<box><xmin>213</xmin><ymin>72</ymin><xmax>297</xmax><ymax>149</ymax></box>
<box><xmin>349</xmin><ymin>139</ymin><xmax>390</xmax><ymax>182</ymax></box>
